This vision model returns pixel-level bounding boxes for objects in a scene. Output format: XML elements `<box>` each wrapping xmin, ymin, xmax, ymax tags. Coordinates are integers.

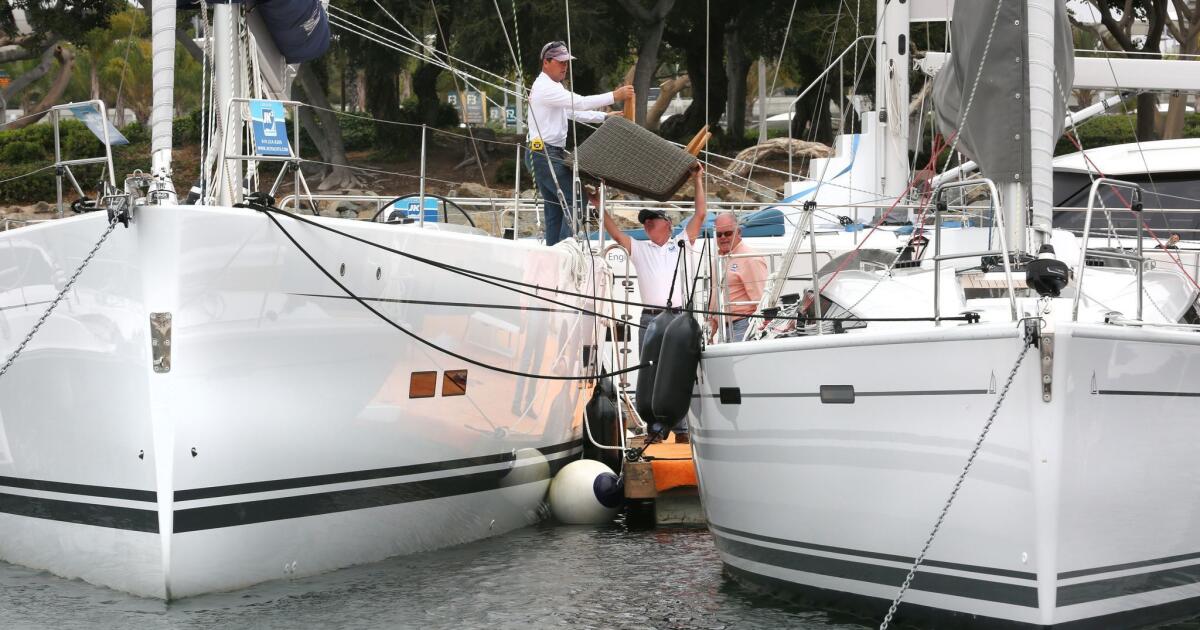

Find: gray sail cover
<box><xmin>932</xmin><ymin>0</ymin><xmax>1073</xmax><ymax>182</ymax></box>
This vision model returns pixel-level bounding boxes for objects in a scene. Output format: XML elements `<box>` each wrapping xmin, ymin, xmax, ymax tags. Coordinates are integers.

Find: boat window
<box><xmin>409</xmin><ymin>371</ymin><xmax>437</xmax><ymax>398</ymax></box>
<box><xmin>1054</xmin><ymin>172</ymin><xmax>1200</xmax><ymax>237</ymax></box>
<box><xmin>442</xmin><ymin>370</ymin><xmax>467</xmax><ymax>396</ymax></box>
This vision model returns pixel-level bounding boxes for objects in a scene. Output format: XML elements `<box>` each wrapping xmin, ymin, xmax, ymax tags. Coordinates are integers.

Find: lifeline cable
<box><xmin>261</xmin><ymin>209</ymin><xmax>644</xmax><ymax>381</ymax></box>
<box><xmin>251</xmin><ymin>204</ymin><xmax>645</xmax><ymax>329</ymax></box>
<box><xmin>258</xmin><ymin>200</ymin><xmax>973</xmax><ymax>323</ymax></box>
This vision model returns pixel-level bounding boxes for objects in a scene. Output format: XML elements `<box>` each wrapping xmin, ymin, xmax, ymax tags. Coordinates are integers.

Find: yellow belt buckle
<box><xmin>530</xmin><ymin>138</ymin><xmax>545</xmax><ymax>151</ymax></box>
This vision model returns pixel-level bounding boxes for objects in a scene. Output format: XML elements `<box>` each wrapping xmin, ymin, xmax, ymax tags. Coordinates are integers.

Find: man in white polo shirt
<box><xmin>601</xmin><ymin>166</ymin><xmax>707</xmax><ymax>442</ymax></box>
<box><xmin>527</xmin><ymin>40</ymin><xmax>634</xmax><ymax>246</ymax></box>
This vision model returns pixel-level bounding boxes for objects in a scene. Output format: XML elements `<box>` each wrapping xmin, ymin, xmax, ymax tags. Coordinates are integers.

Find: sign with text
<box><xmin>67</xmin><ymin>103</ymin><xmax>128</xmax><ymax>146</ymax></box>
<box><xmin>463</xmin><ymin>90</ymin><xmax>484</xmax><ymax>124</ymax></box>
<box><xmin>505</xmin><ymin>105</ymin><xmax>517</xmax><ymax>126</ymax></box>
<box><xmin>249</xmin><ymin>100</ymin><xmax>291</xmax><ymax>156</ymax></box>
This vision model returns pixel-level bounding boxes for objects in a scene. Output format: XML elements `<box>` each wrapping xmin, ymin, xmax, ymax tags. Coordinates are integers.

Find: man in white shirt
<box><xmin>600</xmin><ymin>166</ymin><xmax>707</xmax><ymax>442</ymax></box>
<box><xmin>527</xmin><ymin>41</ymin><xmax>634</xmax><ymax>246</ymax></box>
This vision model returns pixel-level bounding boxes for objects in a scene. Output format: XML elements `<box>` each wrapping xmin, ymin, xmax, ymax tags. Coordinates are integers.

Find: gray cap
<box><xmin>540</xmin><ymin>41</ymin><xmax>575</xmax><ymax>62</ymax></box>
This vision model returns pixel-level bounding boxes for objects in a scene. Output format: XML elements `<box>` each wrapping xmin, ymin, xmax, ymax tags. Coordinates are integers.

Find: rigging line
<box><xmin>736</xmin><ymin>0</ymin><xmax>799</xmax><ymax>202</ymax></box>
<box><xmin>0</xmin><ymin>164</ymin><xmax>55</xmax><ymax>186</ymax></box>
<box><xmin>260</xmin><ymin>209</ymin><xmax>643</xmax><ymax>381</ymax></box>
<box><xmin>326</xmin><ymin>17</ymin><xmax>524</xmax><ymax>101</ymax></box>
<box><xmin>292</xmin><ymin>158</ymin><xmax>460</xmax><ymax>186</ymax></box>
<box><xmin>257</xmin><ymin>204</ymin><xmax>698</xmax><ymax>315</ymax></box>
<box><xmin>1092</xmin><ymin>41</ymin><xmax>1175</xmax><ymax>234</ymax></box>
<box><xmin>1063</xmin><ymin>132</ymin><xmax>1200</xmax><ymax>295</ymax></box>
<box><xmin>493</xmin><ymin>0</ymin><xmax>522</xmax><ymax>80</ymax></box>
<box><xmin>0</xmin><ymin>106</ymin><xmax>56</xmax><ymax>131</ymax></box>
<box><xmin>345</xmin><ymin>2</ymin><xmax>521</xmax><ymax>90</ymax></box>
<box><xmin>326</xmin><ymin>16</ymin><xmax>522</xmax><ymax>98</ymax></box>
<box><xmin>198</xmin><ymin>0</ymin><xmax>211</xmax><ymax>202</ymax></box>
<box><xmin>564</xmin><ymin>0</ymin><xmax>583</xmax><ymax>237</ymax></box>
<box><xmin>424</xmin><ymin>0</ymin><xmax>502</xmax><ymax>234</ymax></box>
<box><xmin>112</xmin><ymin>8</ymin><xmax>141</xmax><ymax>127</ymax></box>
<box><xmin>252</xmin><ymin>204</ymin><xmax>648</xmax><ymax>327</ymax></box>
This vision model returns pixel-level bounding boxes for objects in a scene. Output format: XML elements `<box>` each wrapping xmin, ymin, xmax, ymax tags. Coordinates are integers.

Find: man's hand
<box><xmin>612</xmin><ymin>85</ymin><xmax>635</xmax><ymax>102</ymax></box>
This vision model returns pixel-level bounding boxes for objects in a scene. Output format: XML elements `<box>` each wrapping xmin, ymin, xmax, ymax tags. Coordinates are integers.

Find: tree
<box><xmin>616</xmin><ymin>0</ymin><xmax>676</xmax><ymax>127</ymax></box>
<box><xmin>660</xmin><ymin>1</ymin><xmax>742</xmax><ymax>140</ymax></box>
<box><xmin>1</xmin><ymin>0</ymin><xmax>120</xmax><ymax>125</ymax></box>
<box><xmin>1073</xmin><ymin>0</ymin><xmax>1170</xmax><ymax>140</ymax></box>
<box><xmin>1</xmin><ymin>42</ymin><xmax>74</xmax><ymax>129</ymax></box>
<box><xmin>1160</xmin><ymin>1</ymin><xmax>1200</xmax><ymax>139</ymax></box>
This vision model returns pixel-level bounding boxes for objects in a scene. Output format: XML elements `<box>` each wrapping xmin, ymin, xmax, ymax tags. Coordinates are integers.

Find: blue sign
<box><xmin>249</xmin><ymin>100</ymin><xmax>291</xmax><ymax>156</ymax></box>
<box><xmin>67</xmin><ymin>103</ymin><xmax>127</xmax><ymax>146</ymax></box>
<box><xmin>505</xmin><ymin>106</ymin><xmax>517</xmax><ymax>125</ymax></box>
<box><xmin>385</xmin><ymin>196</ymin><xmax>440</xmax><ymax>223</ymax></box>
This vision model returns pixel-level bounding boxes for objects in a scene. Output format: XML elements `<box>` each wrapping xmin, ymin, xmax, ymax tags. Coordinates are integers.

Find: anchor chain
<box><xmin>879</xmin><ymin>339</ymin><xmax>1033</xmax><ymax>630</ymax></box>
<box><xmin>0</xmin><ymin>214</ymin><xmax>124</xmax><ymax>381</ymax></box>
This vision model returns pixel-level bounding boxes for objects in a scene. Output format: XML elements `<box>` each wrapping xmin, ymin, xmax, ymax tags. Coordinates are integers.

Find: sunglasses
<box><xmin>716</xmin><ymin>230</ymin><xmax>736</xmax><ymax>238</ymax></box>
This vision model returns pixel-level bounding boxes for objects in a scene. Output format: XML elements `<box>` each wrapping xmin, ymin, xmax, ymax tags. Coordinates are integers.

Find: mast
<box><xmin>149</xmin><ymin>0</ymin><xmax>177</xmax><ymax>201</ymax></box>
<box><xmin>1025</xmin><ymin>0</ymin><xmax>1057</xmax><ymax>252</ymax></box>
<box><xmin>875</xmin><ymin>0</ymin><xmax>910</xmax><ymax>213</ymax></box>
<box><xmin>213</xmin><ymin>3</ymin><xmax>243</xmax><ymax>206</ymax></box>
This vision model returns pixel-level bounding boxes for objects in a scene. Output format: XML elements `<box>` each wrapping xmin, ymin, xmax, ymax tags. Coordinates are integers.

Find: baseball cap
<box><xmin>638</xmin><ymin>209</ymin><xmax>669</xmax><ymax>224</ymax></box>
<box><xmin>540</xmin><ymin>41</ymin><xmax>575</xmax><ymax>62</ymax></box>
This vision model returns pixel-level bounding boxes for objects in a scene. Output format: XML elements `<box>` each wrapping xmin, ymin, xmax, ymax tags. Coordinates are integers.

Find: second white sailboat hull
<box><xmin>692</xmin><ymin>322</ymin><xmax>1200</xmax><ymax>627</ymax></box>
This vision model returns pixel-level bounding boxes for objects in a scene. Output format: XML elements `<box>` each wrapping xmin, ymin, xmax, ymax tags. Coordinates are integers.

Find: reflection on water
<box><xmin>2</xmin><ymin>522</ymin><xmax>1198</xmax><ymax>630</ymax></box>
<box><xmin>0</xmin><ymin>523</ymin><xmax>858</xmax><ymax>630</ymax></box>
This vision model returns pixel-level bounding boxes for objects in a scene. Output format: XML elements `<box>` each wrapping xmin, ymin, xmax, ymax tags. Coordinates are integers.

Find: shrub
<box><xmin>120</xmin><ymin>121</ymin><xmax>148</xmax><ymax>145</ymax></box>
<box><xmin>0</xmin><ymin>140</ymin><xmax>48</xmax><ymax>163</ymax></box>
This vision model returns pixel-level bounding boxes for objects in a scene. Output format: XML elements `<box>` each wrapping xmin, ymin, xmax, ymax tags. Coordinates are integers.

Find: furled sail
<box><xmin>931</xmin><ymin>0</ymin><xmax>1073</xmax><ymax>183</ymax></box>
<box><xmin>252</xmin><ymin>0</ymin><xmax>330</xmax><ymax>64</ymax></box>
<box><xmin>185</xmin><ymin>0</ymin><xmax>330</xmax><ymax>64</ymax></box>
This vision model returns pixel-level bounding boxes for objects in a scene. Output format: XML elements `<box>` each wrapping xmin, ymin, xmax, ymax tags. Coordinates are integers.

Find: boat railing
<box><xmin>1072</xmin><ymin>178</ymin><xmax>1146</xmax><ymax>322</ymax></box>
<box><xmin>215</xmin><ymin>97</ymin><xmax>305</xmax><ymax>207</ymax></box>
<box><xmin>49</xmin><ymin>100</ymin><xmax>118</xmax><ymax>218</ymax></box>
<box><xmin>931</xmin><ymin>178</ymin><xmax>1019</xmax><ymax>323</ymax></box>
<box><xmin>599</xmin><ymin>242</ymin><xmax>644</xmax><ymax>436</ymax></box>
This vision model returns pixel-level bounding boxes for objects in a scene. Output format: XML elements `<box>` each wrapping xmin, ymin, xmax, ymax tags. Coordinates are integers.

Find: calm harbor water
<box><xmin>0</xmin><ymin>523</ymin><xmax>862</xmax><ymax>630</ymax></box>
<box><xmin>2</xmin><ymin>522</ymin><xmax>1198</xmax><ymax>630</ymax></box>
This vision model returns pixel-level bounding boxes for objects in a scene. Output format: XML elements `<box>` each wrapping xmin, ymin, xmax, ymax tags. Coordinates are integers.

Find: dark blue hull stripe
<box><xmin>725</xmin><ymin>564</ymin><xmax>1200</xmax><ymax>630</ymax></box>
<box><xmin>714</xmin><ymin>525</ymin><xmax>1200</xmax><ymax>612</ymax></box>
<box><xmin>0</xmin><ymin>440</ymin><xmax>581</xmax><ymax>533</ymax></box>
<box><xmin>711</xmin><ymin>528</ymin><xmax>1038</xmax><ymax>607</ymax></box>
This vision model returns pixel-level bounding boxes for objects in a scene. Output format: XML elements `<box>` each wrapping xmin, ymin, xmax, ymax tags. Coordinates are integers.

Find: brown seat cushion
<box><xmin>575</xmin><ymin>116</ymin><xmax>697</xmax><ymax>202</ymax></box>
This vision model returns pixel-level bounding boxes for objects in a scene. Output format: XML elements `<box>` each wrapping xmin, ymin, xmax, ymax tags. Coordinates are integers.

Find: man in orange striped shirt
<box><xmin>712</xmin><ymin>213</ymin><xmax>768</xmax><ymax>341</ymax></box>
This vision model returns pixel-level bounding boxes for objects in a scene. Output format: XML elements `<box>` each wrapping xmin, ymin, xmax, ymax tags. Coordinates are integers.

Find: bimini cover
<box><xmin>931</xmin><ymin>0</ymin><xmax>1072</xmax><ymax>182</ymax></box>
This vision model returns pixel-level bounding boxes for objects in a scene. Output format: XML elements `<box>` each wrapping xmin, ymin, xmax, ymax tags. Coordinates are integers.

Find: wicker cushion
<box><xmin>575</xmin><ymin>116</ymin><xmax>697</xmax><ymax>201</ymax></box>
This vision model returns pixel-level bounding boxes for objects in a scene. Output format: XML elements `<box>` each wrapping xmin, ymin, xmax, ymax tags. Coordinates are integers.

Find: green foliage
<box><xmin>492</xmin><ymin>156</ymin><xmax>532</xmax><ymax>186</ymax></box>
<box><xmin>0</xmin><ymin>140</ymin><xmax>47</xmax><ymax>163</ymax></box>
<box><xmin>120</xmin><ymin>121</ymin><xmax>148</xmax><ymax>145</ymax></box>
<box><xmin>173</xmin><ymin>109</ymin><xmax>202</xmax><ymax>146</ymax></box>
<box><xmin>0</xmin><ymin>118</ymin><xmax>149</xmax><ymax>204</ymax></box>
<box><xmin>336</xmin><ymin>113</ymin><xmax>378</xmax><ymax>151</ymax></box>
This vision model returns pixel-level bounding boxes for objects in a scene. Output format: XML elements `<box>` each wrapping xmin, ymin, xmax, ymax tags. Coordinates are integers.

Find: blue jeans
<box><xmin>526</xmin><ymin>145</ymin><xmax>575</xmax><ymax>246</ymax></box>
<box><xmin>729</xmin><ymin>317</ymin><xmax>750</xmax><ymax>341</ymax></box>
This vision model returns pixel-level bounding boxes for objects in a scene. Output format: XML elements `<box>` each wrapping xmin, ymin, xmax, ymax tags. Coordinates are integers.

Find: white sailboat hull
<box><xmin>0</xmin><ymin>206</ymin><xmax>603</xmax><ymax>598</ymax></box>
<box><xmin>692</xmin><ymin>322</ymin><xmax>1200</xmax><ymax>627</ymax></box>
